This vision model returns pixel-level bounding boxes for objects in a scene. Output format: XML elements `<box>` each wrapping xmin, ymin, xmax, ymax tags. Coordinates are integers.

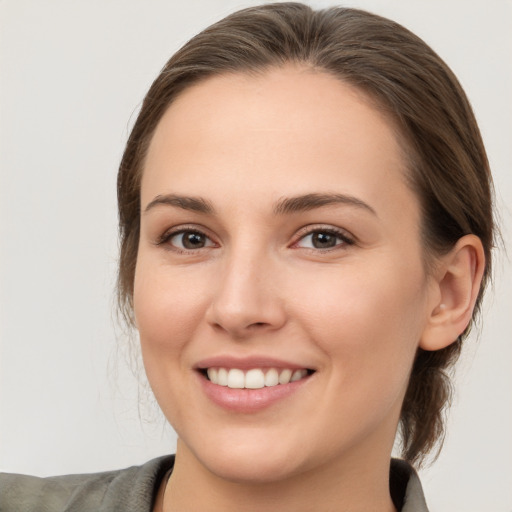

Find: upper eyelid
<box><xmin>157</xmin><ymin>224</ymin><xmax>216</xmax><ymax>245</ymax></box>
<box><xmin>293</xmin><ymin>224</ymin><xmax>355</xmax><ymax>241</ymax></box>
<box><xmin>292</xmin><ymin>229</ymin><xmax>356</xmax><ymax>253</ymax></box>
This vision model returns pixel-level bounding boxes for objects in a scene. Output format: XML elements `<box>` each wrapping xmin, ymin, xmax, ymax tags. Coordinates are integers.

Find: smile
<box><xmin>195</xmin><ymin>357</ymin><xmax>316</xmax><ymax>412</ymax></box>
<box><xmin>205</xmin><ymin>367</ymin><xmax>311</xmax><ymax>389</ymax></box>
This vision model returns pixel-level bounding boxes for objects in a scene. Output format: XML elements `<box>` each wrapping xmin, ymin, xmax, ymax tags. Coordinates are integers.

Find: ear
<box><xmin>420</xmin><ymin>234</ymin><xmax>486</xmax><ymax>351</ymax></box>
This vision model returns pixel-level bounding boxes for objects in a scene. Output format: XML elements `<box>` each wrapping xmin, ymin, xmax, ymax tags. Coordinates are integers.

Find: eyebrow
<box><xmin>143</xmin><ymin>192</ymin><xmax>376</xmax><ymax>217</ymax></box>
<box><xmin>273</xmin><ymin>193</ymin><xmax>377</xmax><ymax>216</ymax></box>
<box><xmin>144</xmin><ymin>194</ymin><xmax>214</xmax><ymax>214</ymax></box>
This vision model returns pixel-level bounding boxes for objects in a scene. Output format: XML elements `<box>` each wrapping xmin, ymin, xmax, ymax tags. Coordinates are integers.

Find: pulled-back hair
<box><xmin>117</xmin><ymin>2</ymin><xmax>494</xmax><ymax>466</ymax></box>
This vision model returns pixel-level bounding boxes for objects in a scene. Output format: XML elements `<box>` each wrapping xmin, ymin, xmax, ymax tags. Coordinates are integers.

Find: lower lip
<box><xmin>198</xmin><ymin>372</ymin><xmax>311</xmax><ymax>413</ymax></box>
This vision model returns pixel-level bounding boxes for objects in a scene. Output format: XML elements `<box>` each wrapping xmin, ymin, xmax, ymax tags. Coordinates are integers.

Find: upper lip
<box><xmin>194</xmin><ymin>355</ymin><xmax>314</xmax><ymax>371</ymax></box>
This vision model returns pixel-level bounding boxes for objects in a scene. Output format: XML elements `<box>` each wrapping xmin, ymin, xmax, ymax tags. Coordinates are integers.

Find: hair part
<box><xmin>117</xmin><ymin>2</ymin><xmax>495</xmax><ymax>466</ymax></box>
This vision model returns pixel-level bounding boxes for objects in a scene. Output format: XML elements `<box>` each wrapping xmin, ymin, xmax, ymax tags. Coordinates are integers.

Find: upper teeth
<box><xmin>206</xmin><ymin>367</ymin><xmax>308</xmax><ymax>389</ymax></box>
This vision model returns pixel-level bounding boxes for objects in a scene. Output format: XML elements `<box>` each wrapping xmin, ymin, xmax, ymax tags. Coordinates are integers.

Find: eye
<box><xmin>165</xmin><ymin>230</ymin><xmax>216</xmax><ymax>250</ymax></box>
<box><xmin>295</xmin><ymin>228</ymin><xmax>353</xmax><ymax>250</ymax></box>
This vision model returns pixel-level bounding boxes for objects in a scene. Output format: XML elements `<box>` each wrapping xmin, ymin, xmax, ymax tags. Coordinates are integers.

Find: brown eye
<box><xmin>311</xmin><ymin>232</ymin><xmax>337</xmax><ymax>249</ymax></box>
<box><xmin>169</xmin><ymin>230</ymin><xmax>214</xmax><ymax>250</ymax></box>
<box><xmin>295</xmin><ymin>229</ymin><xmax>353</xmax><ymax>250</ymax></box>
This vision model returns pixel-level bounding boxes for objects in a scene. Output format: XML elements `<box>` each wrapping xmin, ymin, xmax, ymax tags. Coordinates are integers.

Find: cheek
<box><xmin>289</xmin><ymin>259</ymin><xmax>428</xmax><ymax>383</ymax></box>
<box><xmin>133</xmin><ymin>260</ymin><xmax>208</xmax><ymax>368</ymax></box>
<box><xmin>132</xmin><ymin>260</ymin><xmax>214</xmax><ymax>428</ymax></box>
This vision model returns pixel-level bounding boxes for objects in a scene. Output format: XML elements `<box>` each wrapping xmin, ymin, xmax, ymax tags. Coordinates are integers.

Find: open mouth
<box><xmin>200</xmin><ymin>367</ymin><xmax>315</xmax><ymax>389</ymax></box>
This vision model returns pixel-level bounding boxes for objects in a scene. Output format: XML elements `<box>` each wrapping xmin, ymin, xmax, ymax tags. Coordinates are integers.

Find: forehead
<box><xmin>147</xmin><ymin>66</ymin><xmax>402</xmax><ymax>161</ymax></box>
<box><xmin>142</xmin><ymin>66</ymin><xmax>417</xmax><ymax>223</ymax></box>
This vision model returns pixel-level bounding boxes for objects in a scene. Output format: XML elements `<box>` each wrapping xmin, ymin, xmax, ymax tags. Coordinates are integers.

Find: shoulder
<box><xmin>0</xmin><ymin>455</ymin><xmax>175</xmax><ymax>512</ymax></box>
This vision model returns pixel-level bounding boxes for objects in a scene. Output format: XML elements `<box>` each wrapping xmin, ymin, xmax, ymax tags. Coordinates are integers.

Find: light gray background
<box><xmin>1</xmin><ymin>1</ymin><xmax>511</xmax><ymax>511</ymax></box>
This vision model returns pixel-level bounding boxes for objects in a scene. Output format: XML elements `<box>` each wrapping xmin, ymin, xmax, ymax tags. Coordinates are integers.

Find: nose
<box><xmin>205</xmin><ymin>246</ymin><xmax>287</xmax><ymax>339</ymax></box>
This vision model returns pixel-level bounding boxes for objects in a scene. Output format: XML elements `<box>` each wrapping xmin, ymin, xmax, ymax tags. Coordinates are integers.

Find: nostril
<box><xmin>249</xmin><ymin>322</ymin><xmax>269</xmax><ymax>329</ymax></box>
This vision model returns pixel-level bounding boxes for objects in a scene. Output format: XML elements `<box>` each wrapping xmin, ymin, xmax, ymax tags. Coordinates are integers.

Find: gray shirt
<box><xmin>0</xmin><ymin>456</ymin><xmax>429</xmax><ymax>511</ymax></box>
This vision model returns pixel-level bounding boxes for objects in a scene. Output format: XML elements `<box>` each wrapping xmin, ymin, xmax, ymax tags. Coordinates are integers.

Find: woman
<box><xmin>0</xmin><ymin>3</ymin><xmax>497</xmax><ymax>511</ymax></box>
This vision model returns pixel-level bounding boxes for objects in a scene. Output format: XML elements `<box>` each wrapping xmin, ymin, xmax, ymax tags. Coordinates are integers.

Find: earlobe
<box><xmin>420</xmin><ymin>234</ymin><xmax>486</xmax><ymax>351</ymax></box>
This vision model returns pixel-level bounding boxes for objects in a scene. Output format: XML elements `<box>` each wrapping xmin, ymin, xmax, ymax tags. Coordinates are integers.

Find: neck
<box><xmin>163</xmin><ymin>441</ymin><xmax>397</xmax><ymax>512</ymax></box>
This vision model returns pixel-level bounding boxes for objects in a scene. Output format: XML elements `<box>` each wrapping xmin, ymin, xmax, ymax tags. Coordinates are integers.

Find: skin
<box><xmin>134</xmin><ymin>67</ymin><xmax>483</xmax><ymax>511</ymax></box>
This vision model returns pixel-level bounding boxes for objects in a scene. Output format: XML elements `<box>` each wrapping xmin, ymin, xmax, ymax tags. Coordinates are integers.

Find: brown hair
<box><xmin>117</xmin><ymin>2</ymin><xmax>494</xmax><ymax>465</ymax></box>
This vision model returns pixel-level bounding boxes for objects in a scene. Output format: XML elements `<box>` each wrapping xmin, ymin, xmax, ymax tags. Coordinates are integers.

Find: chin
<box><xmin>183</xmin><ymin>435</ymin><xmax>310</xmax><ymax>484</ymax></box>
<box><xmin>209</xmin><ymin>454</ymin><xmax>304</xmax><ymax>484</ymax></box>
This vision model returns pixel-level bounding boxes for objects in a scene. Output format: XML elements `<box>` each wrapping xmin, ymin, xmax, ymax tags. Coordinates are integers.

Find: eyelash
<box><xmin>292</xmin><ymin>226</ymin><xmax>355</xmax><ymax>251</ymax></box>
<box><xmin>156</xmin><ymin>225</ymin><xmax>355</xmax><ymax>253</ymax></box>
<box><xmin>156</xmin><ymin>226</ymin><xmax>217</xmax><ymax>253</ymax></box>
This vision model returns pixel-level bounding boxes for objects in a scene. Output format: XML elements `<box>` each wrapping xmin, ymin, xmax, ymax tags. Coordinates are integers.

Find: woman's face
<box><xmin>134</xmin><ymin>67</ymin><xmax>437</xmax><ymax>482</ymax></box>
